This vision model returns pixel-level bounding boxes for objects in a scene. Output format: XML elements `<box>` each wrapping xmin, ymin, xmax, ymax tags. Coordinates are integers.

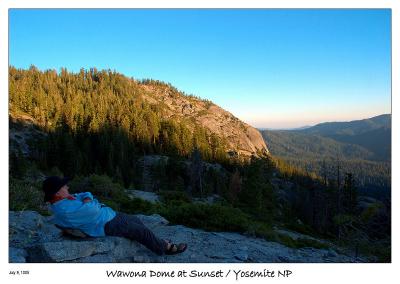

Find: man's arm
<box><xmin>66</xmin><ymin>199</ymin><xmax>103</xmax><ymax>225</ymax></box>
<box><xmin>73</xmin><ymin>192</ymin><xmax>94</xmax><ymax>202</ymax></box>
<box><xmin>73</xmin><ymin>192</ymin><xmax>107</xmax><ymax>206</ymax></box>
<box><xmin>51</xmin><ymin>196</ymin><xmax>103</xmax><ymax>230</ymax></box>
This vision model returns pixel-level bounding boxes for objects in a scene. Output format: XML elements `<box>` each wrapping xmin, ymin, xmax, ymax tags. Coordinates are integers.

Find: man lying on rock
<box><xmin>42</xmin><ymin>176</ymin><xmax>187</xmax><ymax>256</ymax></box>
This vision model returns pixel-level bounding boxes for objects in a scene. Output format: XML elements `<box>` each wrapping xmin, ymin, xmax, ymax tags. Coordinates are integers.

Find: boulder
<box><xmin>9</xmin><ymin>211</ymin><xmax>63</xmax><ymax>249</ymax></box>
<box><xmin>26</xmin><ymin>237</ymin><xmax>165</xmax><ymax>263</ymax></box>
<box><xmin>324</xmin><ymin>249</ymin><xmax>338</xmax><ymax>258</ymax></box>
<box><xmin>126</xmin><ymin>189</ymin><xmax>161</xmax><ymax>204</ymax></box>
<box><xmin>9</xmin><ymin>247</ymin><xmax>27</xmax><ymax>263</ymax></box>
<box><xmin>234</xmin><ymin>246</ymin><xmax>249</xmax><ymax>261</ymax></box>
<box><xmin>27</xmin><ymin>239</ymin><xmax>114</xmax><ymax>262</ymax></box>
<box><xmin>135</xmin><ymin>214</ymin><xmax>169</xmax><ymax>227</ymax></box>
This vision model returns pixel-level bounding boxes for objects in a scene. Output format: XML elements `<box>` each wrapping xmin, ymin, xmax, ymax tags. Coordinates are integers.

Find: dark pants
<box><xmin>104</xmin><ymin>212</ymin><xmax>167</xmax><ymax>256</ymax></box>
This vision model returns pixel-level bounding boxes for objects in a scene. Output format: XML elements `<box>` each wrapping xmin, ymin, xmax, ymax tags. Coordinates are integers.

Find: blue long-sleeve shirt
<box><xmin>49</xmin><ymin>192</ymin><xmax>116</xmax><ymax>237</ymax></box>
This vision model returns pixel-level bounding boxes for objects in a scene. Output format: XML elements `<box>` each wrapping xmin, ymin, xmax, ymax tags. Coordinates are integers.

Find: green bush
<box><xmin>294</xmin><ymin>238</ymin><xmax>330</xmax><ymax>249</ymax></box>
<box><xmin>69</xmin><ymin>174</ymin><xmax>126</xmax><ymax>200</ymax></box>
<box><xmin>120</xmin><ymin>197</ymin><xmax>161</xmax><ymax>215</ymax></box>
<box><xmin>250</xmin><ymin>222</ymin><xmax>279</xmax><ymax>242</ymax></box>
<box><xmin>250</xmin><ymin>222</ymin><xmax>330</xmax><ymax>249</ymax></box>
<box><xmin>158</xmin><ymin>190</ymin><xmax>191</xmax><ymax>204</ymax></box>
<box><xmin>9</xmin><ymin>150</ymin><xmax>29</xmax><ymax>179</ymax></box>
<box><xmin>9</xmin><ymin>178</ymin><xmax>48</xmax><ymax>215</ymax></box>
<box><xmin>47</xmin><ymin>166</ymin><xmax>64</xmax><ymax>177</ymax></box>
<box><xmin>160</xmin><ymin>202</ymin><xmax>250</xmax><ymax>232</ymax></box>
<box><xmin>275</xmin><ymin>233</ymin><xmax>297</xmax><ymax>248</ymax></box>
<box><xmin>283</xmin><ymin>220</ymin><xmax>315</xmax><ymax>236</ymax></box>
<box><xmin>357</xmin><ymin>239</ymin><xmax>391</xmax><ymax>262</ymax></box>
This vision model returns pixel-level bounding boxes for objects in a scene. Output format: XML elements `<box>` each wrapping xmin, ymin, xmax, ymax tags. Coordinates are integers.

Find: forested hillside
<box><xmin>261</xmin><ymin>115</ymin><xmax>391</xmax><ymax>199</ymax></box>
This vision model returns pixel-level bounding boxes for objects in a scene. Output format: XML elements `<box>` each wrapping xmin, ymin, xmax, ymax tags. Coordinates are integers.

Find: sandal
<box><xmin>165</xmin><ymin>241</ymin><xmax>187</xmax><ymax>255</ymax></box>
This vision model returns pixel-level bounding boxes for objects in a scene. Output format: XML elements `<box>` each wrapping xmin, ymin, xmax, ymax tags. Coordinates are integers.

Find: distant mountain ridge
<box><xmin>296</xmin><ymin>114</ymin><xmax>391</xmax><ymax>161</ymax></box>
<box><xmin>301</xmin><ymin>114</ymin><xmax>391</xmax><ymax>136</ymax></box>
<box><xmin>261</xmin><ymin>114</ymin><xmax>391</xmax><ymax>162</ymax></box>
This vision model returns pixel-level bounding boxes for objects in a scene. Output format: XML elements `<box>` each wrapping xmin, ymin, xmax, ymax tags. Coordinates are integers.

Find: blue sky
<box><xmin>9</xmin><ymin>9</ymin><xmax>391</xmax><ymax>128</ymax></box>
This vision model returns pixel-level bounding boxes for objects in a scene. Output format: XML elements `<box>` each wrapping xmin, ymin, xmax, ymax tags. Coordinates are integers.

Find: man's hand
<box><xmin>83</xmin><ymin>197</ymin><xmax>92</xmax><ymax>203</ymax></box>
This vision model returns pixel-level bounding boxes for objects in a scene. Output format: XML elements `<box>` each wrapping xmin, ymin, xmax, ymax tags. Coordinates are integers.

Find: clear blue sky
<box><xmin>9</xmin><ymin>9</ymin><xmax>391</xmax><ymax>128</ymax></box>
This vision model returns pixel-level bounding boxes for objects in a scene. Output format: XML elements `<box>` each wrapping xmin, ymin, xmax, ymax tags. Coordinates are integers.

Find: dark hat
<box><xmin>42</xmin><ymin>176</ymin><xmax>71</xmax><ymax>202</ymax></box>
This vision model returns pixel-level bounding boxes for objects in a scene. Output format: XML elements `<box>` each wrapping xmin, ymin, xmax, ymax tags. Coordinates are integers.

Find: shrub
<box><xmin>160</xmin><ymin>202</ymin><xmax>250</xmax><ymax>232</ymax></box>
<box><xmin>250</xmin><ymin>222</ymin><xmax>330</xmax><ymax>249</ymax></box>
<box><xmin>9</xmin><ymin>178</ymin><xmax>48</xmax><ymax>215</ymax></box>
<box><xmin>293</xmin><ymin>238</ymin><xmax>330</xmax><ymax>249</ymax></box>
<box><xmin>284</xmin><ymin>220</ymin><xmax>315</xmax><ymax>236</ymax></box>
<box><xmin>250</xmin><ymin>222</ymin><xmax>278</xmax><ymax>242</ymax></box>
<box><xmin>120</xmin><ymin>197</ymin><xmax>161</xmax><ymax>215</ymax></box>
<box><xmin>357</xmin><ymin>239</ymin><xmax>391</xmax><ymax>262</ymax></box>
<box><xmin>47</xmin><ymin>166</ymin><xmax>64</xmax><ymax>177</ymax></box>
<box><xmin>158</xmin><ymin>190</ymin><xmax>191</xmax><ymax>204</ymax></box>
<box><xmin>275</xmin><ymin>233</ymin><xmax>297</xmax><ymax>248</ymax></box>
<box><xmin>69</xmin><ymin>174</ymin><xmax>126</xmax><ymax>200</ymax></box>
<box><xmin>9</xmin><ymin>150</ymin><xmax>29</xmax><ymax>178</ymax></box>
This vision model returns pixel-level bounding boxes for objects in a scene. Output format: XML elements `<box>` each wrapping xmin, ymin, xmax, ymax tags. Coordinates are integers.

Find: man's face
<box><xmin>55</xmin><ymin>184</ymin><xmax>70</xmax><ymax>198</ymax></box>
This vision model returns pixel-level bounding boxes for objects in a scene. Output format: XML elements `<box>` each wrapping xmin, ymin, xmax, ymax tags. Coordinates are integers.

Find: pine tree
<box><xmin>189</xmin><ymin>148</ymin><xmax>204</xmax><ymax>197</ymax></box>
<box><xmin>343</xmin><ymin>173</ymin><xmax>358</xmax><ymax>214</ymax></box>
<box><xmin>228</xmin><ymin>168</ymin><xmax>242</xmax><ymax>204</ymax></box>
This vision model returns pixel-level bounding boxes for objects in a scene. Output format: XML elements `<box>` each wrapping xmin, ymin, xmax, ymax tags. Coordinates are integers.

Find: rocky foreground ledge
<box><xmin>9</xmin><ymin>211</ymin><xmax>360</xmax><ymax>263</ymax></box>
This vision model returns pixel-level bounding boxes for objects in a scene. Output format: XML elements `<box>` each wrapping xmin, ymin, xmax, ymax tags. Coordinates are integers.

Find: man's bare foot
<box><xmin>164</xmin><ymin>240</ymin><xmax>172</xmax><ymax>251</ymax></box>
<box><xmin>164</xmin><ymin>239</ymin><xmax>187</xmax><ymax>255</ymax></box>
